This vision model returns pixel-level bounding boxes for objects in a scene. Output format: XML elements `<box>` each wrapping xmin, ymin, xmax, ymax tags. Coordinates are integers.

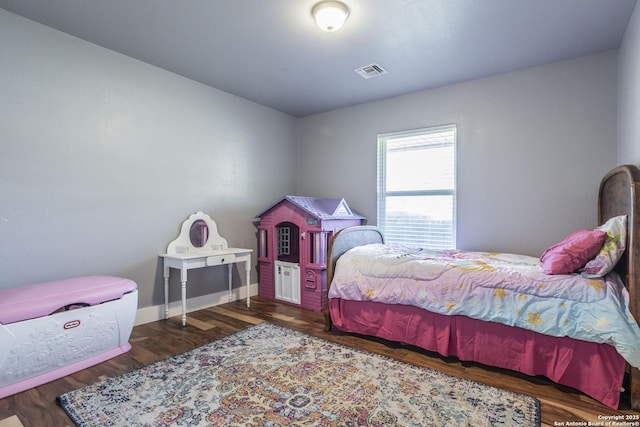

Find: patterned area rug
<box><xmin>59</xmin><ymin>322</ymin><xmax>540</xmax><ymax>426</ymax></box>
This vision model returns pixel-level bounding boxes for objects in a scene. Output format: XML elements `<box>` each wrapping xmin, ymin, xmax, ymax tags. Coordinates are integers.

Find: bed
<box><xmin>324</xmin><ymin>164</ymin><xmax>640</xmax><ymax>410</ymax></box>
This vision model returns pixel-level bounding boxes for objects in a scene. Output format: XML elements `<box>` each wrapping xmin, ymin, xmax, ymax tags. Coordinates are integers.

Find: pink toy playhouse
<box><xmin>256</xmin><ymin>196</ymin><xmax>365</xmax><ymax>311</ymax></box>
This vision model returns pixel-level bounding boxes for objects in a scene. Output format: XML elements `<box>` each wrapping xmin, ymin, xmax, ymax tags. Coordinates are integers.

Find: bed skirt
<box><xmin>329</xmin><ymin>298</ymin><xmax>625</xmax><ymax>409</ymax></box>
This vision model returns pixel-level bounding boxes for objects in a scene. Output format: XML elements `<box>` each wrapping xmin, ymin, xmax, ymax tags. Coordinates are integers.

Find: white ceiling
<box><xmin>0</xmin><ymin>0</ymin><xmax>636</xmax><ymax>117</ymax></box>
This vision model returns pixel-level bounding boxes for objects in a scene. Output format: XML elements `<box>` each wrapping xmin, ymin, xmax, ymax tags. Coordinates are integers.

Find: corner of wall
<box><xmin>618</xmin><ymin>2</ymin><xmax>640</xmax><ymax>165</ymax></box>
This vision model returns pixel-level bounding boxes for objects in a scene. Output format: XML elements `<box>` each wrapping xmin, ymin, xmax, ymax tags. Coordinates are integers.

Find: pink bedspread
<box><xmin>330</xmin><ymin>298</ymin><xmax>626</xmax><ymax>409</ymax></box>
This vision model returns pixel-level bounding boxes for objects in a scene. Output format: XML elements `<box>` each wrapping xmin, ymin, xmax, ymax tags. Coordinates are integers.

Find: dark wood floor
<box><xmin>0</xmin><ymin>297</ymin><xmax>637</xmax><ymax>426</ymax></box>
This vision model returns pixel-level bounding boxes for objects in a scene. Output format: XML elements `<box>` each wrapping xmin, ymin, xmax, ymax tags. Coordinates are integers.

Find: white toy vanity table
<box><xmin>160</xmin><ymin>211</ymin><xmax>252</xmax><ymax>326</ymax></box>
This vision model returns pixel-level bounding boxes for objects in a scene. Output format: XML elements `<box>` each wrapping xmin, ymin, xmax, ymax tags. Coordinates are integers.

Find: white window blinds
<box><xmin>377</xmin><ymin>125</ymin><xmax>457</xmax><ymax>249</ymax></box>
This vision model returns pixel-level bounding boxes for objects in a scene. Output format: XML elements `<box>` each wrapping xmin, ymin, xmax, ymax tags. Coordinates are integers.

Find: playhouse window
<box><xmin>309</xmin><ymin>231</ymin><xmax>328</xmax><ymax>266</ymax></box>
<box><xmin>259</xmin><ymin>229</ymin><xmax>268</xmax><ymax>259</ymax></box>
<box><xmin>278</xmin><ymin>227</ymin><xmax>290</xmax><ymax>256</ymax></box>
<box><xmin>276</xmin><ymin>222</ymin><xmax>300</xmax><ymax>262</ymax></box>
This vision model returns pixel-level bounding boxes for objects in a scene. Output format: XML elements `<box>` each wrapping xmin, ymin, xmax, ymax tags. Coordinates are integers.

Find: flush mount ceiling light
<box><xmin>312</xmin><ymin>1</ymin><xmax>349</xmax><ymax>32</ymax></box>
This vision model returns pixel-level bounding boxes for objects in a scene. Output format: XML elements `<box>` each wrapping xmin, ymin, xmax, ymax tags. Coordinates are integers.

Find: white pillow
<box><xmin>581</xmin><ymin>215</ymin><xmax>627</xmax><ymax>278</ymax></box>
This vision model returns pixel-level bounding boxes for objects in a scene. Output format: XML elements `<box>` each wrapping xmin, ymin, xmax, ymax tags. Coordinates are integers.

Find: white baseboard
<box><xmin>134</xmin><ymin>283</ymin><xmax>259</xmax><ymax>326</ymax></box>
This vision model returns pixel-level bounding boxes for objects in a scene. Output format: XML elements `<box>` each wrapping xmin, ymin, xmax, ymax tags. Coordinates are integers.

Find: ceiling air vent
<box><xmin>354</xmin><ymin>63</ymin><xmax>388</xmax><ymax>79</ymax></box>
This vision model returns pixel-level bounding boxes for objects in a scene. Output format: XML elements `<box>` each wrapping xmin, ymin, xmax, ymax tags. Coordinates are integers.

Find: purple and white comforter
<box><xmin>328</xmin><ymin>243</ymin><xmax>640</xmax><ymax>368</ymax></box>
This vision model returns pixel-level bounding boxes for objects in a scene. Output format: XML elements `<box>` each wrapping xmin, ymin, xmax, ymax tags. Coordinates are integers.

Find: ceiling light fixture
<box><xmin>312</xmin><ymin>1</ymin><xmax>349</xmax><ymax>32</ymax></box>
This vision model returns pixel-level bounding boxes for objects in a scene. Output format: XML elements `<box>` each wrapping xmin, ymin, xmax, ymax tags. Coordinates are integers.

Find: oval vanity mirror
<box><xmin>189</xmin><ymin>219</ymin><xmax>209</xmax><ymax>248</ymax></box>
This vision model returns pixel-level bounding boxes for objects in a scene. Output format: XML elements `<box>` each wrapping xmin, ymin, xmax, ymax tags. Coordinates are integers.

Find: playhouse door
<box><xmin>275</xmin><ymin>261</ymin><xmax>300</xmax><ymax>305</ymax></box>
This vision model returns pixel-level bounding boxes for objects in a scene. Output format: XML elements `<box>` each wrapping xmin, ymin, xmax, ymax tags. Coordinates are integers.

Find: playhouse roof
<box><xmin>256</xmin><ymin>195</ymin><xmax>366</xmax><ymax>220</ymax></box>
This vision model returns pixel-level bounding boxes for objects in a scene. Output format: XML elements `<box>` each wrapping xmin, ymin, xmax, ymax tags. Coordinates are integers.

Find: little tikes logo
<box><xmin>64</xmin><ymin>320</ymin><xmax>81</xmax><ymax>330</ymax></box>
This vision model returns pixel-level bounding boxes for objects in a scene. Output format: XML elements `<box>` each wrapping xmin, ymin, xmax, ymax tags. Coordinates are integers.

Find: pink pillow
<box><xmin>540</xmin><ymin>229</ymin><xmax>607</xmax><ymax>275</ymax></box>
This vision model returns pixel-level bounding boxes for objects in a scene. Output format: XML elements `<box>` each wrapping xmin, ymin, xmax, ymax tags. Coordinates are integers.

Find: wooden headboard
<box><xmin>599</xmin><ymin>165</ymin><xmax>640</xmax><ymax>320</ymax></box>
<box><xmin>599</xmin><ymin>165</ymin><xmax>640</xmax><ymax>410</ymax></box>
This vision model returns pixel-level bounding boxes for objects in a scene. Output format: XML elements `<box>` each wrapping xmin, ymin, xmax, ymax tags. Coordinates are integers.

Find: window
<box><xmin>258</xmin><ymin>229</ymin><xmax>268</xmax><ymax>259</ymax></box>
<box><xmin>278</xmin><ymin>226</ymin><xmax>290</xmax><ymax>256</ymax></box>
<box><xmin>308</xmin><ymin>231</ymin><xmax>329</xmax><ymax>266</ymax></box>
<box><xmin>377</xmin><ymin>125</ymin><xmax>456</xmax><ymax>249</ymax></box>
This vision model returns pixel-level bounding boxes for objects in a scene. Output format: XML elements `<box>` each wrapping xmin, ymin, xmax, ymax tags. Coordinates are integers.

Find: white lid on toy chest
<box><xmin>0</xmin><ymin>275</ymin><xmax>137</xmax><ymax>325</ymax></box>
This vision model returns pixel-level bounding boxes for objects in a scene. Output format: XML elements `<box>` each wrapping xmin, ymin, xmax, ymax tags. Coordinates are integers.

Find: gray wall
<box><xmin>0</xmin><ymin>8</ymin><xmax>627</xmax><ymax>312</ymax></box>
<box><xmin>296</xmin><ymin>51</ymin><xmax>619</xmax><ymax>257</ymax></box>
<box><xmin>619</xmin><ymin>3</ymin><xmax>640</xmax><ymax>165</ymax></box>
<box><xmin>0</xmin><ymin>11</ymin><xmax>298</xmax><ymax>308</ymax></box>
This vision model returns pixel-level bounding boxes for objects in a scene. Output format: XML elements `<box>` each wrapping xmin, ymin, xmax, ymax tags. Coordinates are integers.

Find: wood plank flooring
<box><xmin>0</xmin><ymin>297</ymin><xmax>637</xmax><ymax>426</ymax></box>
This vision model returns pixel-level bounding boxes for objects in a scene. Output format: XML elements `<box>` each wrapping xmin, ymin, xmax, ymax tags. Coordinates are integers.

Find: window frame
<box><xmin>377</xmin><ymin>124</ymin><xmax>457</xmax><ymax>249</ymax></box>
<box><xmin>278</xmin><ymin>226</ymin><xmax>290</xmax><ymax>256</ymax></box>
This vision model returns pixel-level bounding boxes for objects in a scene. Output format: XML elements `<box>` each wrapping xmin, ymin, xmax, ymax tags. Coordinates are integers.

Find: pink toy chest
<box><xmin>0</xmin><ymin>276</ymin><xmax>138</xmax><ymax>398</ymax></box>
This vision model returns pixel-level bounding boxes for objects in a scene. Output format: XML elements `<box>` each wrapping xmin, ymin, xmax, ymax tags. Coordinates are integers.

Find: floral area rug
<box><xmin>58</xmin><ymin>322</ymin><xmax>540</xmax><ymax>426</ymax></box>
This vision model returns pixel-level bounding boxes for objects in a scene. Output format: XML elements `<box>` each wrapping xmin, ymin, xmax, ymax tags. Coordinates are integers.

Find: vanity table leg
<box><xmin>180</xmin><ymin>281</ymin><xmax>187</xmax><ymax>326</ymax></box>
<box><xmin>228</xmin><ymin>264</ymin><xmax>233</xmax><ymax>303</ymax></box>
<box><xmin>245</xmin><ymin>261</ymin><xmax>251</xmax><ymax>307</ymax></box>
<box><xmin>163</xmin><ymin>265</ymin><xmax>170</xmax><ymax>320</ymax></box>
<box><xmin>180</xmin><ymin>268</ymin><xmax>188</xmax><ymax>327</ymax></box>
